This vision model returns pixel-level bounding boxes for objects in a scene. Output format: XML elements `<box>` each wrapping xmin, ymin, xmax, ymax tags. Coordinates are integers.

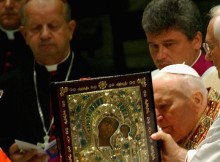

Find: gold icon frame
<box><xmin>51</xmin><ymin>72</ymin><xmax>161</xmax><ymax>162</ymax></box>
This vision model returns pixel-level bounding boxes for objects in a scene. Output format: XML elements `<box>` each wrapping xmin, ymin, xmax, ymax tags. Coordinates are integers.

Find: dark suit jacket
<box><xmin>0</xmin><ymin>30</ymin><xmax>33</xmax><ymax>75</ymax></box>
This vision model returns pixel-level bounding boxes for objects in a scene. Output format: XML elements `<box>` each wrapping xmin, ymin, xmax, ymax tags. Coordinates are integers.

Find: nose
<box><xmin>156</xmin><ymin>45</ymin><xmax>167</xmax><ymax>60</ymax></box>
<box><xmin>156</xmin><ymin>114</ymin><xmax>164</xmax><ymax>122</ymax></box>
<box><xmin>5</xmin><ymin>0</ymin><xmax>13</xmax><ymax>8</ymax></box>
<box><xmin>40</xmin><ymin>26</ymin><xmax>51</xmax><ymax>39</ymax></box>
<box><xmin>156</xmin><ymin>114</ymin><xmax>164</xmax><ymax>129</ymax></box>
<box><xmin>155</xmin><ymin>109</ymin><xmax>164</xmax><ymax>122</ymax></box>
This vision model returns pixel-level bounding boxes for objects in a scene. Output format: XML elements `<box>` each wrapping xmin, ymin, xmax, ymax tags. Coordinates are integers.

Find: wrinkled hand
<box><xmin>151</xmin><ymin>130</ymin><xmax>187</xmax><ymax>162</ymax></box>
<box><xmin>9</xmin><ymin>143</ymin><xmax>49</xmax><ymax>162</ymax></box>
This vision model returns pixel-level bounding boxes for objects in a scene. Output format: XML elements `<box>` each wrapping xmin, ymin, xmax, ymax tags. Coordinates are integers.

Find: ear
<box><xmin>192</xmin><ymin>90</ymin><xmax>204</xmax><ymax>108</ymax></box>
<box><xmin>68</xmin><ymin>20</ymin><xmax>76</xmax><ymax>40</ymax></box>
<box><xmin>192</xmin><ymin>31</ymin><xmax>203</xmax><ymax>50</ymax></box>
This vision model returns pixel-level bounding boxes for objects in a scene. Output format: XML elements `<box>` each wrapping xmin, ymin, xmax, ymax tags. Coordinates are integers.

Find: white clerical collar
<box><xmin>45</xmin><ymin>51</ymin><xmax>71</xmax><ymax>72</ymax></box>
<box><xmin>45</xmin><ymin>64</ymin><xmax>58</xmax><ymax>72</ymax></box>
<box><xmin>191</xmin><ymin>50</ymin><xmax>201</xmax><ymax>67</ymax></box>
<box><xmin>0</xmin><ymin>26</ymin><xmax>19</xmax><ymax>40</ymax></box>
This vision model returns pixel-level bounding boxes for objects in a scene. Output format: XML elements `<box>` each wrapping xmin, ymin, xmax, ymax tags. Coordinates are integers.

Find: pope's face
<box><xmin>153</xmin><ymin>75</ymin><xmax>200</xmax><ymax>142</ymax></box>
<box><xmin>146</xmin><ymin>29</ymin><xmax>202</xmax><ymax>69</ymax></box>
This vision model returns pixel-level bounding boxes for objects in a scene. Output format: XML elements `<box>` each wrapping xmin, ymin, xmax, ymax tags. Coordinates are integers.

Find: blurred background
<box><xmin>68</xmin><ymin>0</ymin><xmax>219</xmax><ymax>76</ymax></box>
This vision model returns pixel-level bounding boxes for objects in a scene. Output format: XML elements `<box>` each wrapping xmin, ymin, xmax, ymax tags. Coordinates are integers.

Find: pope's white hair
<box><xmin>209</xmin><ymin>5</ymin><xmax>220</xmax><ymax>17</ymax></box>
<box><xmin>153</xmin><ymin>72</ymin><xmax>208</xmax><ymax>99</ymax></box>
<box><xmin>209</xmin><ymin>5</ymin><xmax>220</xmax><ymax>42</ymax></box>
<box><xmin>213</xmin><ymin>16</ymin><xmax>220</xmax><ymax>42</ymax></box>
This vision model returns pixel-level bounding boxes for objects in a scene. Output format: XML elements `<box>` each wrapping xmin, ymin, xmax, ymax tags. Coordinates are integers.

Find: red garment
<box><xmin>0</xmin><ymin>148</ymin><xmax>11</xmax><ymax>162</ymax></box>
<box><xmin>192</xmin><ymin>52</ymin><xmax>213</xmax><ymax>76</ymax></box>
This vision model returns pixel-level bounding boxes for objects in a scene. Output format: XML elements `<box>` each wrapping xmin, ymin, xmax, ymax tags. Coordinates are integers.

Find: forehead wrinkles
<box><xmin>24</xmin><ymin>1</ymin><xmax>65</xmax><ymax>23</ymax></box>
<box><xmin>154</xmin><ymin>74</ymin><xmax>186</xmax><ymax>96</ymax></box>
<box><xmin>24</xmin><ymin>0</ymin><xmax>64</xmax><ymax>15</ymax></box>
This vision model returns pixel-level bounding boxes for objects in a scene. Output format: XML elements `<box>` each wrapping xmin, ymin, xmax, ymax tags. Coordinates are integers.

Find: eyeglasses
<box><xmin>202</xmin><ymin>42</ymin><xmax>219</xmax><ymax>54</ymax></box>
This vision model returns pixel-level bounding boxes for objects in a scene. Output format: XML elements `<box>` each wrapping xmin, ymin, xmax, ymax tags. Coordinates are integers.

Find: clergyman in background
<box><xmin>141</xmin><ymin>0</ymin><xmax>220</xmax><ymax>92</ymax></box>
<box><xmin>0</xmin><ymin>0</ymin><xmax>98</xmax><ymax>161</ymax></box>
<box><xmin>0</xmin><ymin>0</ymin><xmax>33</xmax><ymax>75</ymax></box>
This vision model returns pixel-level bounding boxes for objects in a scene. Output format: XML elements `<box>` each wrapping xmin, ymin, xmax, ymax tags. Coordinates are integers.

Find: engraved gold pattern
<box><xmin>67</xmin><ymin>86</ymin><xmax>150</xmax><ymax>161</ymax></box>
<box><xmin>56</xmin><ymin>74</ymin><xmax>159</xmax><ymax>162</ymax></box>
<box><xmin>137</xmin><ymin>77</ymin><xmax>147</xmax><ymax>87</ymax></box>
<box><xmin>98</xmin><ymin>81</ymin><xmax>107</xmax><ymax>89</ymax></box>
<box><xmin>60</xmin><ymin>87</ymin><xmax>69</xmax><ymax>97</ymax></box>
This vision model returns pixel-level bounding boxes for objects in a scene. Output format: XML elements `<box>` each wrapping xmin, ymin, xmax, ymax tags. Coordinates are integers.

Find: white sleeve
<box><xmin>186</xmin><ymin>150</ymin><xmax>197</xmax><ymax>162</ymax></box>
<box><xmin>187</xmin><ymin>115</ymin><xmax>220</xmax><ymax>162</ymax></box>
<box><xmin>151</xmin><ymin>69</ymin><xmax>159</xmax><ymax>78</ymax></box>
<box><xmin>187</xmin><ymin>139</ymin><xmax>220</xmax><ymax>162</ymax></box>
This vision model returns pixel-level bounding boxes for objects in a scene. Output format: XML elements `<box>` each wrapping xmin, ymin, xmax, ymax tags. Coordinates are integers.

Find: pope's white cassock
<box><xmin>186</xmin><ymin>110</ymin><xmax>220</xmax><ymax>162</ymax></box>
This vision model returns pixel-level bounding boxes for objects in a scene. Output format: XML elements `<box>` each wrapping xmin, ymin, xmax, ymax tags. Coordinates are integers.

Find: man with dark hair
<box><xmin>142</xmin><ymin>0</ymin><xmax>220</xmax><ymax>92</ymax></box>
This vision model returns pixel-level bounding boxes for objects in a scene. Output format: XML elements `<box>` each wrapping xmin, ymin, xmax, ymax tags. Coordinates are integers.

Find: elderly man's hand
<box><xmin>151</xmin><ymin>130</ymin><xmax>187</xmax><ymax>162</ymax></box>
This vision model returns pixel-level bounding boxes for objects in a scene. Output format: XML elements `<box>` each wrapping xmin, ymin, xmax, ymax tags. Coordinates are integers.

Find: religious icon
<box><xmin>51</xmin><ymin>71</ymin><xmax>161</xmax><ymax>162</ymax></box>
<box><xmin>97</xmin><ymin>116</ymin><xmax>119</xmax><ymax>148</ymax></box>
